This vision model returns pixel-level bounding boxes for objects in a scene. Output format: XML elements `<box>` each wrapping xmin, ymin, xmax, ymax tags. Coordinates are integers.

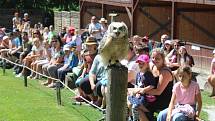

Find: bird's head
<box><xmin>107</xmin><ymin>22</ymin><xmax>128</xmax><ymax>39</ymax></box>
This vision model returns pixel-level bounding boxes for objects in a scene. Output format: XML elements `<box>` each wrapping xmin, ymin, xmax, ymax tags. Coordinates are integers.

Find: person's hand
<box><xmin>127</xmin><ymin>88</ymin><xmax>133</xmax><ymax>96</ymax></box>
<box><xmin>91</xmin><ymin>84</ymin><xmax>96</xmax><ymax>90</ymax></box>
<box><xmin>78</xmin><ymin>75</ymin><xmax>84</xmax><ymax>79</ymax></box>
<box><xmin>139</xmin><ymin>88</ymin><xmax>145</xmax><ymax>94</ymax></box>
<box><xmin>136</xmin><ymin>93</ymin><xmax>141</xmax><ymax>98</ymax></box>
<box><xmin>166</xmin><ymin>114</ymin><xmax>171</xmax><ymax>121</ymax></box>
<box><xmin>195</xmin><ymin>111</ymin><xmax>200</xmax><ymax>117</ymax></box>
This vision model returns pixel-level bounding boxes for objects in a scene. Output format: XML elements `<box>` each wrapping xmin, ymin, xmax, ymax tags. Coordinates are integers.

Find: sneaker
<box><xmin>33</xmin><ymin>76</ymin><xmax>40</xmax><ymax>80</ymax></box>
<box><xmin>41</xmin><ymin>81</ymin><xmax>50</xmax><ymax>86</ymax></box>
<box><xmin>93</xmin><ymin>100</ymin><xmax>102</xmax><ymax>107</ymax></box>
<box><xmin>46</xmin><ymin>83</ymin><xmax>56</xmax><ymax>88</ymax></box>
<box><xmin>27</xmin><ymin>75</ymin><xmax>33</xmax><ymax>79</ymax></box>
<box><xmin>15</xmin><ymin>73</ymin><xmax>23</xmax><ymax>78</ymax></box>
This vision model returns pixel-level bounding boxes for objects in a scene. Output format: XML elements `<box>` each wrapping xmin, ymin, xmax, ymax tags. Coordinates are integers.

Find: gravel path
<box><xmin>203</xmin><ymin>106</ymin><xmax>215</xmax><ymax>121</ymax></box>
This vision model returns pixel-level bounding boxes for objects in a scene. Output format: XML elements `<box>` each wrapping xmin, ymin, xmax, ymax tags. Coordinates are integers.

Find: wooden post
<box><xmin>2</xmin><ymin>59</ymin><xmax>6</xmax><ymax>75</ymax></box>
<box><xmin>56</xmin><ymin>81</ymin><xmax>62</xmax><ymax>105</ymax></box>
<box><xmin>106</xmin><ymin>65</ymin><xmax>128</xmax><ymax>121</ymax></box>
<box><xmin>109</xmin><ymin>13</ymin><xmax>118</xmax><ymax>23</ymax></box>
<box><xmin>23</xmin><ymin>68</ymin><xmax>27</xmax><ymax>87</ymax></box>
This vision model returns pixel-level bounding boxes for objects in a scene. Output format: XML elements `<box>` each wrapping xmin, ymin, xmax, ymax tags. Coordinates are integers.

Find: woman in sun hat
<box><xmin>99</xmin><ymin>18</ymin><xmax>108</xmax><ymax>37</ymax></box>
<box><xmin>163</xmin><ymin>40</ymin><xmax>173</xmax><ymax>56</ymax></box>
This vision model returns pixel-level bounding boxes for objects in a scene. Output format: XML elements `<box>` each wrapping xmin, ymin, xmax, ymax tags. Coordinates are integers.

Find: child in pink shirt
<box><xmin>157</xmin><ymin>66</ymin><xmax>202</xmax><ymax>121</ymax></box>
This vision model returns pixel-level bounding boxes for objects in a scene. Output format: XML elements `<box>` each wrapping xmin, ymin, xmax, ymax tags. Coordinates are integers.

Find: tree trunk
<box><xmin>106</xmin><ymin>65</ymin><xmax>128</xmax><ymax>121</ymax></box>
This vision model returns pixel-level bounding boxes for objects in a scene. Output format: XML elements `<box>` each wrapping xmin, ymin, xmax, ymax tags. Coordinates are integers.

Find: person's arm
<box><xmin>79</xmin><ymin>59</ymin><xmax>87</xmax><ymax>78</ymax></box>
<box><xmin>166</xmin><ymin>93</ymin><xmax>176</xmax><ymax>121</ymax></box>
<box><xmin>10</xmin><ymin>45</ymin><xmax>22</xmax><ymax>54</ymax></box>
<box><xmin>54</xmin><ymin>56</ymin><xmax>64</xmax><ymax>65</ymax></box>
<box><xmin>195</xmin><ymin>91</ymin><xmax>202</xmax><ymax>118</ymax></box>
<box><xmin>89</xmin><ymin>73</ymin><xmax>96</xmax><ymax>90</ymax></box>
<box><xmin>146</xmin><ymin>70</ymin><xmax>172</xmax><ymax>95</ymax></box>
<box><xmin>128</xmin><ymin>70</ymin><xmax>136</xmax><ymax>84</ymax></box>
<box><xmin>211</xmin><ymin>62</ymin><xmax>215</xmax><ymax>74</ymax></box>
<box><xmin>2</xmin><ymin>41</ymin><xmax>9</xmax><ymax>49</ymax></box>
<box><xmin>138</xmin><ymin>85</ymin><xmax>154</xmax><ymax>94</ymax></box>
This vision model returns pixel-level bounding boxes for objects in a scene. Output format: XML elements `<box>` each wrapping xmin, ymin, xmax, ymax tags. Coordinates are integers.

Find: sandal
<box><xmin>72</xmin><ymin>96</ymin><xmax>84</xmax><ymax>102</ymax></box>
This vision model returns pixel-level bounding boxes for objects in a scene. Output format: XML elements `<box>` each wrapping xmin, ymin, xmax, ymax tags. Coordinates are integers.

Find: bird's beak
<box><xmin>115</xmin><ymin>32</ymin><xmax>120</xmax><ymax>37</ymax></box>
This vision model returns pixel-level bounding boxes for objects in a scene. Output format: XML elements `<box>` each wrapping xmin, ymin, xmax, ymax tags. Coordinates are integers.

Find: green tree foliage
<box><xmin>0</xmin><ymin>0</ymin><xmax>79</xmax><ymax>11</ymax></box>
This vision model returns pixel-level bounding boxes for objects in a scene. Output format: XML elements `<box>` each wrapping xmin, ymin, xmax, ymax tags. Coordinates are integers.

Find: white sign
<box><xmin>191</xmin><ymin>45</ymin><xmax>200</xmax><ymax>50</ymax></box>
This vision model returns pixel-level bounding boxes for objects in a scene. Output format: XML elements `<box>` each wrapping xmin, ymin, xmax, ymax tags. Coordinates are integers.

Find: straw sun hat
<box><xmin>99</xmin><ymin>18</ymin><xmax>107</xmax><ymax>23</ymax></box>
<box><xmin>85</xmin><ymin>37</ymin><xmax>97</xmax><ymax>45</ymax></box>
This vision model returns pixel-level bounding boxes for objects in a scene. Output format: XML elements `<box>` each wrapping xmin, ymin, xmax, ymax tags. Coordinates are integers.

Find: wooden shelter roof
<box><xmin>159</xmin><ymin>0</ymin><xmax>215</xmax><ymax>6</ymax></box>
<box><xmin>80</xmin><ymin>0</ymin><xmax>133</xmax><ymax>7</ymax></box>
<box><xmin>80</xmin><ymin>0</ymin><xmax>215</xmax><ymax>6</ymax></box>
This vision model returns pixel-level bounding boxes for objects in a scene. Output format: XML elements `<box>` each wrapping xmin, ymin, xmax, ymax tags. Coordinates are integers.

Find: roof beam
<box><xmin>158</xmin><ymin>0</ymin><xmax>215</xmax><ymax>6</ymax></box>
<box><xmin>80</xmin><ymin>0</ymin><xmax>133</xmax><ymax>7</ymax></box>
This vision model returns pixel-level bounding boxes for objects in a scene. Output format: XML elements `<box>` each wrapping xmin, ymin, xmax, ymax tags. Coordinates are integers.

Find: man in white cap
<box><xmin>0</xmin><ymin>36</ymin><xmax>10</xmax><ymax>50</ymax></box>
<box><xmin>21</xmin><ymin>13</ymin><xmax>30</xmax><ymax>33</ymax></box>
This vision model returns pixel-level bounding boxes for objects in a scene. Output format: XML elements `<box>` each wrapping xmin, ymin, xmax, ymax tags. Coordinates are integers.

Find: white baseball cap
<box><xmin>3</xmin><ymin>36</ymin><xmax>9</xmax><ymax>40</ymax></box>
<box><xmin>164</xmin><ymin>40</ymin><xmax>172</xmax><ymax>45</ymax></box>
<box><xmin>24</xmin><ymin>13</ymin><xmax>28</xmax><ymax>16</ymax></box>
<box><xmin>63</xmin><ymin>45</ymin><xmax>70</xmax><ymax>51</ymax></box>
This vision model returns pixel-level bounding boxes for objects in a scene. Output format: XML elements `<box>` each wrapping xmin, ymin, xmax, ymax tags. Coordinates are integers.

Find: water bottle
<box><xmin>72</xmin><ymin>102</ymin><xmax>82</xmax><ymax>105</ymax></box>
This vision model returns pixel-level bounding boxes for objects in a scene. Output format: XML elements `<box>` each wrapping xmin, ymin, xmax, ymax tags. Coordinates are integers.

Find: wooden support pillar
<box><xmin>79</xmin><ymin>0</ymin><xmax>85</xmax><ymax>29</ymax></box>
<box><xmin>102</xmin><ymin>4</ymin><xmax>104</xmax><ymax>17</ymax></box>
<box><xmin>106</xmin><ymin>66</ymin><xmax>128</xmax><ymax>121</ymax></box>
<box><xmin>171</xmin><ymin>1</ymin><xmax>178</xmax><ymax>39</ymax></box>
<box><xmin>125</xmin><ymin>0</ymin><xmax>139</xmax><ymax>37</ymax></box>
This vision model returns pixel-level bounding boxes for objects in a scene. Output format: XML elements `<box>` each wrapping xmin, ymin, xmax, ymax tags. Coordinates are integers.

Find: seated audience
<box><xmin>127</xmin><ymin>54</ymin><xmax>156</xmax><ymax>121</ymax></box>
<box><xmin>136</xmin><ymin>48</ymin><xmax>174</xmax><ymax>121</ymax></box>
<box><xmin>57</xmin><ymin>42</ymin><xmax>79</xmax><ymax>83</ymax></box>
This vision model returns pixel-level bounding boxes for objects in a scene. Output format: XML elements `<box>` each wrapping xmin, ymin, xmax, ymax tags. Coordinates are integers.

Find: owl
<box><xmin>98</xmin><ymin>22</ymin><xmax>129</xmax><ymax>67</ymax></box>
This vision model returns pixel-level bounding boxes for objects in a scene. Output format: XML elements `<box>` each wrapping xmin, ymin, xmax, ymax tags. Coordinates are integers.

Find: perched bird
<box><xmin>98</xmin><ymin>22</ymin><xmax>129</xmax><ymax>67</ymax></box>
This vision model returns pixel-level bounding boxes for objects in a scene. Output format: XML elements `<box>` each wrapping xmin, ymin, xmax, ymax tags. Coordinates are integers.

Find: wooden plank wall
<box><xmin>178</xmin><ymin>11</ymin><xmax>215</xmax><ymax>46</ymax></box>
<box><xmin>134</xmin><ymin>6</ymin><xmax>172</xmax><ymax>41</ymax></box>
<box><xmin>81</xmin><ymin>2</ymin><xmax>131</xmax><ymax>35</ymax></box>
<box><xmin>185</xmin><ymin>44</ymin><xmax>213</xmax><ymax>70</ymax></box>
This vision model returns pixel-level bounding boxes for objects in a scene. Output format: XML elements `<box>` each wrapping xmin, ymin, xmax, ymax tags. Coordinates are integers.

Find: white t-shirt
<box><xmin>72</xmin><ymin>35</ymin><xmax>82</xmax><ymax>52</ymax></box>
<box><xmin>12</xmin><ymin>17</ymin><xmax>21</xmax><ymax>28</ymax></box>
<box><xmin>88</xmin><ymin>23</ymin><xmax>102</xmax><ymax>40</ymax></box>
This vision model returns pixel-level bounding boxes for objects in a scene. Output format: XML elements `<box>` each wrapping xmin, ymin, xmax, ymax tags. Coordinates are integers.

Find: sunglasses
<box><xmin>52</xmin><ymin>41</ymin><xmax>57</xmax><ymax>42</ymax></box>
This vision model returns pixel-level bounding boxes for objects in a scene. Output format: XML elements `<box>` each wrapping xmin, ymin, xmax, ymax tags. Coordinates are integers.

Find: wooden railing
<box><xmin>185</xmin><ymin>41</ymin><xmax>214</xmax><ymax>70</ymax></box>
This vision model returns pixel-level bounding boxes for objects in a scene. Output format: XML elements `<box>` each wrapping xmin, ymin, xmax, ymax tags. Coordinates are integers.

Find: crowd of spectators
<box><xmin>1</xmin><ymin>12</ymin><xmax>215</xmax><ymax>121</ymax></box>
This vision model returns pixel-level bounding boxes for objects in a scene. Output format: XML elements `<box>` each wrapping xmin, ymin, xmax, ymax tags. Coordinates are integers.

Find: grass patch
<box><xmin>0</xmin><ymin>69</ymin><xmax>102</xmax><ymax>121</ymax></box>
<box><xmin>1</xmin><ymin>69</ymin><xmax>214</xmax><ymax>121</ymax></box>
<box><xmin>200</xmin><ymin>91</ymin><xmax>215</xmax><ymax>121</ymax></box>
